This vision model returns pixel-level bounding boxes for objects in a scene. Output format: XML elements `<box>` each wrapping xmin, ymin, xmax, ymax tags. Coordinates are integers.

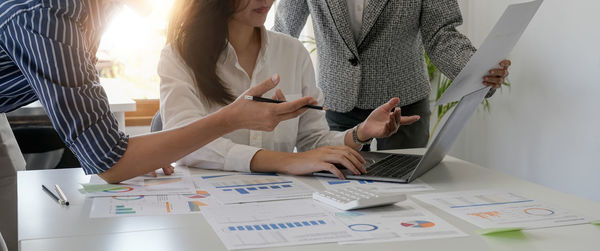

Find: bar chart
<box><xmin>227</xmin><ymin>220</ymin><xmax>327</xmax><ymax>231</ymax></box>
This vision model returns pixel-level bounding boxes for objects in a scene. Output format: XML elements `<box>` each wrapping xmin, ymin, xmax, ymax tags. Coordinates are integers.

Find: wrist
<box><xmin>215</xmin><ymin>106</ymin><xmax>239</xmax><ymax>133</ymax></box>
<box><xmin>355</xmin><ymin>123</ymin><xmax>372</xmax><ymax>143</ymax></box>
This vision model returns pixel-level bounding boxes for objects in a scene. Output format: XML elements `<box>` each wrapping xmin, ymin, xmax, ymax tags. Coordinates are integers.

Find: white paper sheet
<box><xmin>413</xmin><ymin>190</ymin><xmax>589</xmax><ymax>230</ymax></box>
<box><xmin>201</xmin><ymin>199</ymin><xmax>362</xmax><ymax>250</ymax></box>
<box><xmin>194</xmin><ymin>172</ymin><xmax>315</xmax><ymax>204</ymax></box>
<box><xmin>317</xmin><ymin>177</ymin><xmax>434</xmax><ymax>193</ymax></box>
<box><xmin>89</xmin><ymin>190</ymin><xmax>215</xmax><ymax>218</ymax></box>
<box><xmin>436</xmin><ymin>0</ymin><xmax>543</xmax><ymax>105</ymax></box>
<box><xmin>334</xmin><ymin>200</ymin><xmax>467</xmax><ymax>244</ymax></box>
<box><xmin>84</xmin><ymin>166</ymin><xmax>196</xmax><ymax>197</ymax></box>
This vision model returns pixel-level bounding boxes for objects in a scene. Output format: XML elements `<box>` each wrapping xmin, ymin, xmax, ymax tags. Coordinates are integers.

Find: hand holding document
<box><xmin>436</xmin><ymin>0</ymin><xmax>544</xmax><ymax>105</ymax></box>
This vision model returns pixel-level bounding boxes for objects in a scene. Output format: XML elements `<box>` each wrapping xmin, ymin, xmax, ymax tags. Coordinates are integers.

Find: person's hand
<box><xmin>278</xmin><ymin>146</ymin><xmax>367</xmax><ymax>179</ymax></box>
<box><xmin>483</xmin><ymin>59</ymin><xmax>511</xmax><ymax>89</ymax></box>
<box><xmin>220</xmin><ymin>74</ymin><xmax>317</xmax><ymax>131</ymax></box>
<box><xmin>357</xmin><ymin>98</ymin><xmax>420</xmax><ymax>141</ymax></box>
<box><xmin>146</xmin><ymin>165</ymin><xmax>174</xmax><ymax>178</ymax></box>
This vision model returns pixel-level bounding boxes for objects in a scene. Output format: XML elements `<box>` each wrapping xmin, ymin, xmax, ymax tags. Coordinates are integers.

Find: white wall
<box><xmin>451</xmin><ymin>0</ymin><xmax>600</xmax><ymax>202</ymax></box>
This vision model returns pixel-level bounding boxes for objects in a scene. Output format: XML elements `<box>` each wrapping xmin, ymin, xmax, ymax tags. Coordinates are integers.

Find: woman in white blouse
<box><xmin>159</xmin><ymin>0</ymin><xmax>421</xmax><ymax>179</ymax></box>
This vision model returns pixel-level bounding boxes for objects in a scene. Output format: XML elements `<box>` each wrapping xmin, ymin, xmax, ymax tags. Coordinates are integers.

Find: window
<box><xmin>97</xmin><ymin>1</ymin><xmax>312</xmax><ymax>101</ymax></box>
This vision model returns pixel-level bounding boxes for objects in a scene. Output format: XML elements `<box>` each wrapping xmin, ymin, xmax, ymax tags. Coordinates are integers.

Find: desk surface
<box><xmin>17</xmin><ymin>150</ymin><xmax>600</xmax><ymax>251</ymax></box>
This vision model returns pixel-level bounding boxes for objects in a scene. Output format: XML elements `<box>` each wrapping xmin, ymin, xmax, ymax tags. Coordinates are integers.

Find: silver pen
<box><xmin>54</xmin><ymin>184</ymin><xmax>70</xmax><ymax>206</ymax></box>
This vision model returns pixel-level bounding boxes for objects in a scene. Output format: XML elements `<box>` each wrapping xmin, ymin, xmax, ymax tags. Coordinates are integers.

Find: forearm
<box><xmin>249</xmin><ymin>150</ymin><xmax>296</xmax><ymax>173</ymax></box>
<box><xmin>99</xmin><ymin>111</ymin><xmax>235</xmax><ymax>183</ymax></box>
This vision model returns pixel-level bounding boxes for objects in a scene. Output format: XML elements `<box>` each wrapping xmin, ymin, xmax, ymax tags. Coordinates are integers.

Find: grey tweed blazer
<box><xmin>273</xmin><ymin>0</ymin><xmax>476</xmax><ymax>112</ymax></box>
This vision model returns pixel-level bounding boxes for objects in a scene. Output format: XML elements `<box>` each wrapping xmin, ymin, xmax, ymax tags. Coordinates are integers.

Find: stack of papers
<box><xmin>413</xmin><ymin>190</ymin><xmax>589</xmax><ymax>231</ymax></box>
<box><xmin>85</xmin><ymin>167</ymin><xmax>218</xmax><ymax>218</ymax></box>
<box><xmin>201</xmin><ymin>199</ymin><xmax>466</xmax><ymax>250</ymax></box>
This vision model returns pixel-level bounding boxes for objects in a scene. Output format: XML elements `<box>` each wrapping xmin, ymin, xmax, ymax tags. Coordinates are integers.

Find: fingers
<box><xmin>379</xmin><ymin>97</ymin><xmax>400</xmax><ymax>111</ymax></box>
<box><xmin>147</xmin><ymin>171</ymin><xmax>157</xmax><ymax>177</ymax></box>
<box><xmin>325</xmin><ymin>146</ymin><xmax>366</xmax><ymax>175</ymax></box>
<box><xmin>245</xmin><ymin>74</ymin><xmax>280</xmax><ymax>96</ymax></box>
<box><xmin>273</xmin><ymin>96</ymin><xmax>317</xmax><ymax>114</ymax></box>
<box><xmin>324</xmin><ymin>164</ymin><xmax>345</xmax><ymax>180</ymax></box>
<box><xmin>483</xmin><ymin>60</ymin><xmax>511</xmax><ymax>88</ymax></box>
<box><xmin>277</xmin><ymin>107</ymin><xmax>309</xmax><ymax>121</ymax></box>
<box><xmin>271</xmin><ymin>89</ymin><xmax>286</xmax><ymax>101</ymax></box>
<box><xmin>162</xmin><ymin>165</ymin><xmax>174</xmax><ymax>175</ymax></box>
<box><xmin>399</xmin><ymin>115</ymin><xmax>420</xmax><ymax>125</ymax></box>
<box><xmin>331</xmin><ymin>148</ymin><xmax>366</xmax><ymax>174</ymax></box>
<box><xmin>483</xmin><ymin>76</ymin><xmax>505</xmax><ymax>89</ymax></box>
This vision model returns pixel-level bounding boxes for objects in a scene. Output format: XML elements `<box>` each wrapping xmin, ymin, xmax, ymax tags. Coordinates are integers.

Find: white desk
<box><xmin>17</xmin><ymin>150</ymin><xmax>600</xmax><ymax>251</ymax></box>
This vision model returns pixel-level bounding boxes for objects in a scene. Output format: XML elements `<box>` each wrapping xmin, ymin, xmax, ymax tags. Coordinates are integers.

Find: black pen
<box><xmin>244</xmin><ymin>95</ymin><xmax>327</xmax><ymax>110</ymax></box>
<box><xmin>42</xmin><ymin>185</ymin><xmax>68</xmax><ymax>206</ymax></box>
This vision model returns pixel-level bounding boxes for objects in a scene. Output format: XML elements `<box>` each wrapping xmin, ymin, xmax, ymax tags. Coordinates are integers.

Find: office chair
<box><xmin>0</xmin><ymin>232</ymin><xmax>8</xmax><ymax>251</ymax></box>
<box><xmin>12</xmin><ymin>126</ymin><xmax>80</xmax><ymax>170</ymax></box>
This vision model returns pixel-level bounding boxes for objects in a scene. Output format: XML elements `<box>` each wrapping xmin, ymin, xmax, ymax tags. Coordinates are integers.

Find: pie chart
<box><xmin>103</xmin><ymin>186</ymin><xmax>134</xmax><ymax>193</ymax></box>
<box><xmin>401</xmin><ymin>220</ymin><xmax>436</xmax><ymax>228</ymax></box>
<box><xmin>524</xmin><ymin>208</ymin><xmax>555</xmax><ymax>216</ymax></box>
<box><xmin>112</xmin><ymin>195</ymin><xmax>144</xmax><ymax>200</ymax></box>
<box><xmin>348</xmin><ymin>224</ymin><xmax>378</xmax><ymax>232</ymax></box>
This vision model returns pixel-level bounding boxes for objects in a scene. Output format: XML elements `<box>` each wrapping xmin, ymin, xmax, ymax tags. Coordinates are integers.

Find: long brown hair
<box><xmin>167</xmin><ymin>0</ymin><xmax>239</xmax><ymax>106</ymax></box>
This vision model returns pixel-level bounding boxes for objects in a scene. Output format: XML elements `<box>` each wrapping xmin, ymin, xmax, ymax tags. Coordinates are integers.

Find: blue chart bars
<box><xmin>227</xmin><ymin>220</ymin><xmax>327</xmax><ymax>231</ymax></box>
<box><xmin>220</xmin><ymin>181</ymin><xmax>295</xmax><ymax>195</ymax></box>
<box><xmin>327</xmin><ymin>180</ymin><xmax>375</xmax><ymax>185</ymax></box>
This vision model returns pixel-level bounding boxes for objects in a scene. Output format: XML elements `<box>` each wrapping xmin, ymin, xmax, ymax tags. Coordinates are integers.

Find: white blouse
<box><xmin>158</xmin><ymin>27</ymin><xmax>346</xmax><ymax>172</ymax></box>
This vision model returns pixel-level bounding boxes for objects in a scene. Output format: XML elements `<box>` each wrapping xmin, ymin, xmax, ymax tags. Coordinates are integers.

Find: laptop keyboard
<box><xmin>366</xmin><ymin>154</ymin><xmax>421</xmax><ymax>179</ymax></box>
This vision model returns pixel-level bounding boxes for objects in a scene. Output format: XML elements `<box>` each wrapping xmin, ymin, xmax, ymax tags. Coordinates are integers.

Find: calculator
<box><xmin>312</xmin><ymin>187</ymin><xmax>407</xmax><ymax>211</ymax></box>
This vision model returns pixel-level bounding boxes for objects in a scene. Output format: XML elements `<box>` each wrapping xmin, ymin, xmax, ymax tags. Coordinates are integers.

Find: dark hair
<box><xmin>167</xmin><ymin>0</ymin><xmax>240</xmax><ymax>106</ymax></box>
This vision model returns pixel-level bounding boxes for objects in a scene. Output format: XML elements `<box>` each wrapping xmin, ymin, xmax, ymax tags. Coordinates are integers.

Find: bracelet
<box><xmin>352</xmin><ymin>123</ymin><xmax>372</xmax><ymax>145</ymax></box>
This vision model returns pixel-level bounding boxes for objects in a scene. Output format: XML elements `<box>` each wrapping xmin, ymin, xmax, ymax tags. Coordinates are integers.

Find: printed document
<box><xmin>436</xmin><ymin>0</ymin><xmax>543</xmax><ymax>105</ymax></box>
<box><xmin>413</xmin><ymin>190</ymin><xmax>589</xmax><ymax>230</ymax></box>
<box><xmin>201</xmin><ymin>199</ymin><xmax>361</xmax><ymax>250</ymax></box>
<box><xmin>194</xmin><ymin>172</ymin><xmax>314</xmax><ymax>204</ymax></box>
<box><xmin>335</xmin><ymin>200</ymin><xmax>467</xmax><ymax>244</ymax></box>
<box><xmin>90</xmin><ymin>190</ymin><xmax>215</xmax><ymax>218</ymax></box>
<box><xmin>83</xmin><ymin>166</ymin><xmax>196</xmax><ymax>197</ymax></box>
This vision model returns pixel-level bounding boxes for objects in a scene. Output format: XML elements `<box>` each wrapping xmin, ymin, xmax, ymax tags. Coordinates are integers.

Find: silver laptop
<box><xmin>313</xmin><ymin>87</ymin><xmax>490</xmax><ymax>183</ymax></box>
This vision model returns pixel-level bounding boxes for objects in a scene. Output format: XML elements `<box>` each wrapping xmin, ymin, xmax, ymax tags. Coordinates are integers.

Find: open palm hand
<box><xmin>358</xmin><ymin>98</ymin><xmax>421</xmax><ymax>140</ymax></box>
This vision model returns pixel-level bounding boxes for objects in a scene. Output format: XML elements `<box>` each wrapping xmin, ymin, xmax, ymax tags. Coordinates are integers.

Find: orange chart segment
<box><xmin>144</xmin><ymin>177</ymin><xmax>183</xmax><ymax>187</ymax></box>
<box><xmin>468</xmin><ymin>211</ymin><xmax>502</xmax><ymax>220</ymax></box>
<box><xmin>401</xmin><ymin>220</ymin><xmax>436</xmax><ymax>228</ymax></box>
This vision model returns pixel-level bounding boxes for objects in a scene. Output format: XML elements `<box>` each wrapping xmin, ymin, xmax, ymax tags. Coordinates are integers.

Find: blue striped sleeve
<box><xmin>0</xmin><ymin>6</ymin><xmax>128</xmax><ymax>174</ymax></box>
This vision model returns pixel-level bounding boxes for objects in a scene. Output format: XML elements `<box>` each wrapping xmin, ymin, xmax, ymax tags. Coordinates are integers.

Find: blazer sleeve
<box><xmin>272</xmin><ymin>0</ymin><xmax>311</xmax><ymax>38</ymax></box>
<box><xmin>420</xmin><ymin>0</ymin><xmax>477</xmax><ymax>80</ymax></box>
<box><xmin>158</xmin><ymin>47</ymin><xmax>260</xmax><ymax>172</ymax></box>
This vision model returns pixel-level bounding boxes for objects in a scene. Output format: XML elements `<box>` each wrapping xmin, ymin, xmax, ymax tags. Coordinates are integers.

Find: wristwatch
<box><xmin>352</xmin><ymin>123</ymin><xmax>372</xmax><ymax>145</ymax></box>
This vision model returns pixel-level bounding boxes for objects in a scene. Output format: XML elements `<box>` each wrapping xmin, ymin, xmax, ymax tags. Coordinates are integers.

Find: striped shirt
<box><xmin>0</xmin><ymin>0</ymin><xmax>128</xmax><ymax>174</ymax></box>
